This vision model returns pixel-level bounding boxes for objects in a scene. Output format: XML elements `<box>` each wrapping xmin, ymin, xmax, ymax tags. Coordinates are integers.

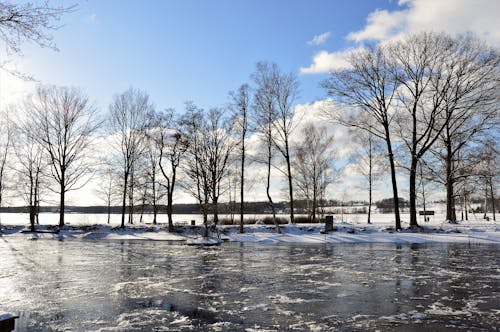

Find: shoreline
<box><xmin>1</xmin><ymin>222</ymin><xmax>498</xmax><ymax>245</ymax></box>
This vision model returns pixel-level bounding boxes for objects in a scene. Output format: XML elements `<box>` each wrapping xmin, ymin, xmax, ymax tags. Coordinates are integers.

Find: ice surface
<box><xmin>0</xmin><ymin>239</ymin><xmax>498</xmax><ymax>331</ymax></box>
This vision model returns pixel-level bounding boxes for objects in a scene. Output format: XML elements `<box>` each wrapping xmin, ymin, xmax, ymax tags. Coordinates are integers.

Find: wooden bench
<box><xmin>419</xmin><ymin>210</ymin><xmax>434</xmax><ymax>222</ymax></box>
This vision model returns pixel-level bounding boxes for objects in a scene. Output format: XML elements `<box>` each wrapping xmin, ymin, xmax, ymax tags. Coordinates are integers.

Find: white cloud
<box><xmin>302</xmin><ymin>0</ymin><xmax>500</xmax><ymax>75</ymax></box>
<box><xmin>308</xmin><ymin>32</ymin><xmax>331</xmax><ymax>46</ymax></box>
<box><xmin>300</xmin><ymin>49</ymin><xmax>355</xmax><ymax>74</ymax></box>
<box><xmin>346</xmin><ymin>9</ymin><xmax>408</xmax><ymax>42</ymax></box>
<box><xmin>347</xmin><ymin>0</ymin><xmax>500</xmax><ymax>46</ymax></box>
<box><xmin>291</xmin><ymin>99</ymin><xmax>353</xmax><ymax>158</ymax></box>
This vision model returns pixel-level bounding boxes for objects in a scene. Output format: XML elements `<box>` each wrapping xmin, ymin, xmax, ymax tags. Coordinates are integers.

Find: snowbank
<box><xmin>0</xmin><ymin>218</ymin><xmax>498</xmax><ymax>244</ymax></box>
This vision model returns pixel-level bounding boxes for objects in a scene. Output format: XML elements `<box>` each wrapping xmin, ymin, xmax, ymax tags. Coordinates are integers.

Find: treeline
<box><xmin>0</xmin><ymin>201</ymin><xmax>290</xmax><ymax>215</ymax></box>
<box><xmin>0</xmin><ymin>32</ymin><xmax>498</xmax><ymax>236</ymax></box>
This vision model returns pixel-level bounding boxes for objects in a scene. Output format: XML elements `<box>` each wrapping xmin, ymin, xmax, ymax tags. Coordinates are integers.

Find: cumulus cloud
<box><xmin>302</xmin><ymin>0</ymin><xmax>500</xmax><ymax>75</ymax></box>
<box><xmin>300</xmin><ymin>49</ymin><xmax>355</xmax><ymax>74</ymax></box>
<box><xmin>347</xmin><ymin>0</ymin><xmax>500</xmax><ymax>46</ymax></box>
<box><xmin>291</xmin><ymin>99</ymin><xmax>353</xmax><ymax>159</ymax></box>
<box><xmin>307</xmin><ymin>32</ymin><xmax>331</xmax><ymax>46</ymax></box>
<box><xmin>346</xmin><ymin>9</ymin><xmax>408</xmax><ymax>42</ymax></box>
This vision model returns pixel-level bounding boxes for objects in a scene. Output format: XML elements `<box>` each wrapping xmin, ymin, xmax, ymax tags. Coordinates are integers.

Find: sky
<box><xmin>1</xmin><ymin>0</ymin><xmax>499</xmax><ymax>206</ymax></box>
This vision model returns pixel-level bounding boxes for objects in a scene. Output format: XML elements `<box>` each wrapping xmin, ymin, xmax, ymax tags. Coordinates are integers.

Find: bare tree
<box><xmin>142</xmin><ymin>123</ymin><xmax>161</xmax><ymax>225</ymax></box>
<box><xmin>475</xmin><ymin>137</ymin><xmax>498</xmax><ymax>221</ymax></box>
<box><xmin>180</xmin><ymin>103</ymin><xmax>211</xmax><ymax>237</ymax></box>
<box><xmin>252</xmin><ymin>62</ymin><xmax>281</xmax><ymax>233</ymax></box>
<box><xmin>12</xmin><ymin>111</ymin><xmax>46</xmax><ymax>231</ymax></box>
<box><xmin>351</xmin><ymin>126</ymin><xmax>385</xmax><ymax>224</ymax></box>
<box><xmin>94</xmin><ymin>163</ymin><xmax>119</xmax><ymax>224</ymax></box>
<box><xmin>0</xmin><ymin>1</ymin><xmax>75</xmax><ymax>76</ymax></box>
<box><xmin>230</xmin><ymin>83</ymin><xmax>250</xmax><ymax>233</ymax></box>
<box><xmin>322</xmin><ymin>45</ymin><xmax>403</xmax><ymax>229</ymax></box>
<box><xmin>0</xmin><ymin>111</ymin><xmax>10</xmax><ymax>210</ymax></box>
<box><xmin>423</xmin><ymin>35</ymin><xmax>499</xmax><ymax>222</ymax></box>
<box><xmin>293</xmin><ymin>124</ymin><xmax>334</xmax><ymax>222</ymax></box>
<box><xmin>271</xmin><ymin>64</ymin><xmax>300</xmax><ymax>224</ymax></box>
<box><xmin>27</xmin><ymin>85</ymin><xmax>99</xmax><ymax>227</ymax></box>
<box><xmin>390</xmin><ymin>32</ymin><xmax>499</xmax><ymax>227</ymax></box>
<box><xmin>205</xmin><ymin>108</ymin><xmax>236</xmax><ymax>225</ymax></box>
<box><xmin>109</xmin><ymin>87</ymin><xmax>152</xmax><ymax>228</ymax></box>
<box><xmin>148</xmin><ymin>109</ymin><xmax>188</xmax><ymax>231</ymax></box>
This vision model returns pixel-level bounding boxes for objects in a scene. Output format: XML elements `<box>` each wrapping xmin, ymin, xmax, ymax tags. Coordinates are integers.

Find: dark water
<box><xmin>0</xmin><ymin>237</ymin><xmax>498</xmax><ymax>331</ymax></box>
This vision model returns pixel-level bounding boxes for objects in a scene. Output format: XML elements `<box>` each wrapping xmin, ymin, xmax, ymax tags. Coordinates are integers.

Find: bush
<box><xmin>260</xmin><ymin>216</ymin><xmax>288</xmax><ymax>225</ymax></box>
<box><xmin>218</xmin><ymin>217</ymin><xmax>258</xmax><ymax>225</ymax></box>
<box><xmin>294</xmin><ymin>216</ymin><xmax>312</xmax><ymax>223</ymax></box>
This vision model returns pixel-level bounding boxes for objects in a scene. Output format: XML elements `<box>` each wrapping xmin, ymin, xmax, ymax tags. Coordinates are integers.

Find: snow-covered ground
<box><xmin>0</xmin><ymin>211</ymin><xmax>498</xmax><ymax>244</ymax></box>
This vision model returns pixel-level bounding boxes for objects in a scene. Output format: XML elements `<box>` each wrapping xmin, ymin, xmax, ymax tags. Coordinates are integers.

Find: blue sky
<box><xmin>3</xmin><ymin>0</ymin><xmax>401</xmax><ymax>111</ymax></box>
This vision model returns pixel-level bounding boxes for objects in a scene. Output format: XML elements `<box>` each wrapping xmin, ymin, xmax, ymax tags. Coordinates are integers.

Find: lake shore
<box><xmin>1</xmin><ymin>219</ymin><xmax>498</xmax><ymax>244</ymax></box>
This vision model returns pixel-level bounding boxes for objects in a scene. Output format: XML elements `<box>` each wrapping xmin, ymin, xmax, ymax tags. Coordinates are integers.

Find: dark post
<box><xmin>325</xmin><ymin>215</ymin><xmax>334</xmax><ymax>233</ymax></box>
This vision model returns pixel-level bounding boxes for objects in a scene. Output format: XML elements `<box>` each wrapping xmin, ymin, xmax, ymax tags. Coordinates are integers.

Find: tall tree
<box><xmin>205</xmin><ymin>108</ymin><xmax>236</xmax><ymax>226</ymax></box>
<box><xmin>109</xmin><ymin>87</ymin><xmax>151</xmax><ymax>228</ymax></box>
<box><xmin>351</xmin><ymin>125</ymin><xmax>385</xmax><ymax>224</ymax></box>
<box><xmin>390</xmin><ymin>32</ymin><xmax>499</xmax><ymax>227</ymax></box>
<box><xmin>322</xmin><ymin>45</ymin><xmax>403</xmax><ymax>229</ymax></box>
<box><xmin>475</xmin><ymin>137</ymin><xmax>498</xmax><ymax>221</ymax></box>
<box><xmin>12</xmin><ymin>112</ymin><xmax>46</xmax><ymax>231</ymax></box>
<box><xmin>27</xmin><ymin>85</ymin><xmax>99</xmax><ymax>227</ymax></box>
<box><xmin>270</xmin><ymin>64</ymin><xmax>300</xmax><ymax>224</ymax></box>
<box><xmin>252</xmin><ymin>62</ymin><xmax>281</xmax><ymax>232</ymax></box>
<box><xmin>94</xmin><ymin>163</ymin><xmax>119</xmax><ymax>224</ymax></box>
<box><xmin>0</xmin><ymin>111</ymin><xmax>11</xmax><ymax>220</ymax></box>
<box><xmin>293</xmin><ymin>124</ymin><xmax>334</xmax><ymax>222</ymax></box>
<box><xmin>424</xmin><ymin>35</ymin><xmax>499</xmax><ymax>222</ymax></box>
<box><xmin>180</xmin><ymin>103</ymin><xmax>211</xmax><ymax>237</ymax></box>
<box><xmin>149</xmin><ymin>109</ymin><xmax>188</xmax><ymax>231</ymax></box>
<box><xmin>230</xmin><ymin>83</ymin><xmax>250</xmax><ymax>233</ymax></box>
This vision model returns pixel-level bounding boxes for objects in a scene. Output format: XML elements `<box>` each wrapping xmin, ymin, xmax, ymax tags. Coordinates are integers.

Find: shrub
<box><xmin>261</xmin><ymin>216</ymin><xmax>288</xmax><ymax>225</ymax></box>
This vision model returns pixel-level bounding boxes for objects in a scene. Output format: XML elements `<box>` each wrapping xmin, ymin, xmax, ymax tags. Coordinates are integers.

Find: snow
<box><xmin>0</xmin><ymin>211</ymin><xmax>498</xmax><ymax>244</ymax></box>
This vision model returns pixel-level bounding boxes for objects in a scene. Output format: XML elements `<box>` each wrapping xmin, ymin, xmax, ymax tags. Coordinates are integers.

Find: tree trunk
<box><xmin>167</xmin><ymin>190</ymin><xmax>174</xmax><ymax>232</ymax></box>
<box><xmin>445</xmin><ymin>140</ymin><xmax>456</xmax><ymax>222</ymax></box>
<box><xmin>368</xmin><ymin>137</ymin><xmax>373</xmax><ymax>224</ymax></box>
<box><xmin>213</xmin><ymin>195</ymin><xmax>219</xmax><ymax>225</ymax></box>
<box><xmin>312</xmin><ymin>183</ymin><xmax>317</xmax><ymax>223</ymax></box>
<box><xmin>464</xmin><ymin>187</ymin><xmax>469</xmax><ymax>221</ymax></box>
<box><xmin>120</xmin><ymin>174</ymin><xmax>128</xmax><ymax>228</ymax></box>
<box><xmin>266</xmin><ymin>141</ymin><xmax>280</xmax><ymax>234</ymax></box>
<box><xmin>368</xmin><ymin>181</ymin><xmax>372</xmax><ymax>225</ymax></box>
<box><xmin>107</xmin><ymin>202</ymin><xmax>111</xmax><ymax>224</ymax></box>
<box><xmin>59</xmin><ymin>181</ymin><xmax>65</xmax><ymax>227</ymax></box>
<box><xmin>409</xmin><ymin>156</ymin><xmax>419</xmax><ymax>228</ymax></box>
<box><xmin>151</xmin><ymin>180</ymin><xmax>156</xmax><ymax>225</ymax></box>
<box><xmin>240</xmin><ymin>137</ymin><xmax>245</xmax><ymax>233</ymax></box>
<box><xmin>285</xmin><ymin>146</ymin><xmax>294</xmax><ymax>224</ymax></box>
<box><xmin>490</xmin><ymin>176</ymin><xmax>496</xmax><ymax>221</ymax></box>
<box><xmin>386</xmin><ymin>133</ymin><xmax>401</xmax><ymax>230</ymax></box>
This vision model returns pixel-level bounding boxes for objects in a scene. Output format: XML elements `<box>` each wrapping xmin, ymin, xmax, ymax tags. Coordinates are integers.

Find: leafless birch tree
<box><xmin>293</xmin><ymin>124</ymin><xmax>334</xmax><ymax>222</ymax></box>
<box><xmin>230</xmin><ymin>83</ymin><xmax>250</xmax><ymax>233</ymax></box>
<box><xmin>109</xmin><ymin>87</ymin><xmax>151</xmax><ymax>228</ymax></box>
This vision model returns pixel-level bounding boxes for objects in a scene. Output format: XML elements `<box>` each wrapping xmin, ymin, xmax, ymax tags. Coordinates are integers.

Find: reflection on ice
<box><xmin>0</xmin><ymin>239</ymin><xmax>498</xmax><ymax>331</ymax></box>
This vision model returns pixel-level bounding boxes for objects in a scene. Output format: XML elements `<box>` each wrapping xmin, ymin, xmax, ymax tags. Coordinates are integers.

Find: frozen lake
<box><xmin>1</xmin><ymin>239</ymin><xmax>498</xmax><ymax>331</ymax></box>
